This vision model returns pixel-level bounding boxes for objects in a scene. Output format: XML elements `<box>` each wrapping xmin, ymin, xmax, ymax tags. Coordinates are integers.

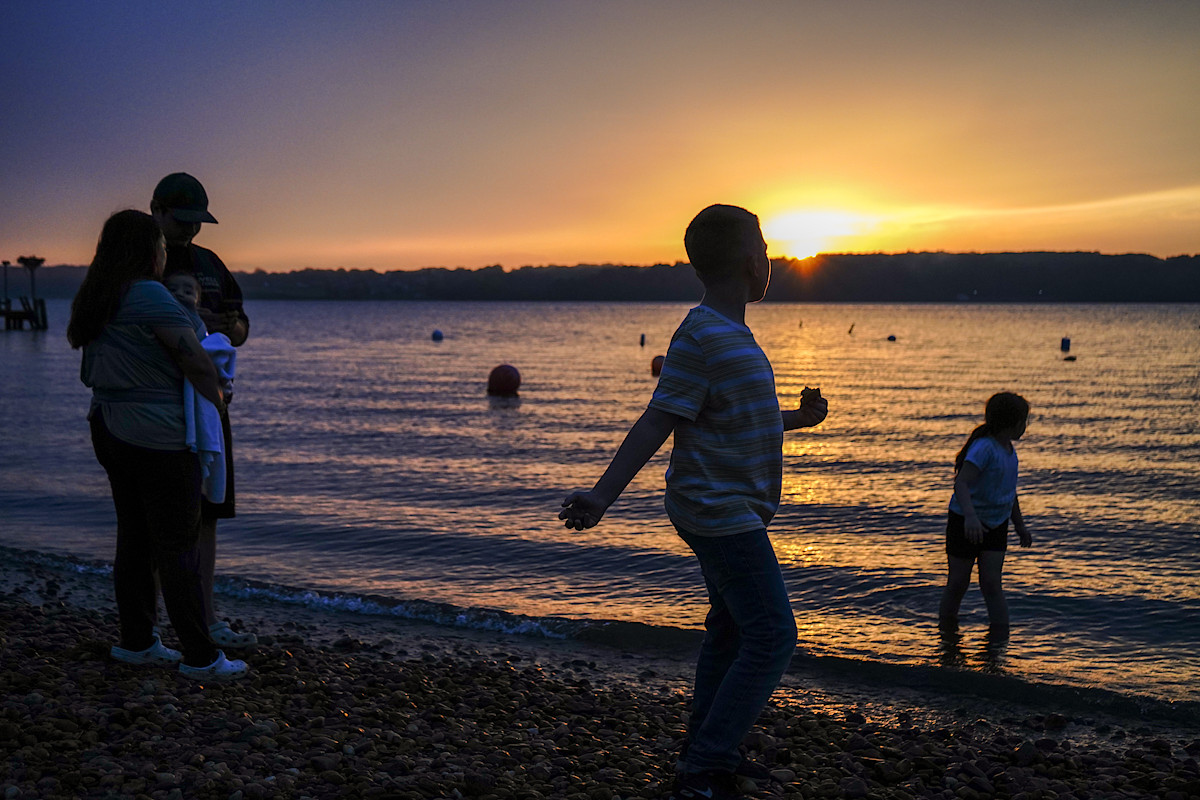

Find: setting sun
<box><xmin>1</xmin><ymin>3</ymin><xmax>1196</xmax><ymax>269</ymax></box>
<box><xmin>762</xmin><ymin>210</ymin><xmax>877</xmax><ymax>259</ymax></box>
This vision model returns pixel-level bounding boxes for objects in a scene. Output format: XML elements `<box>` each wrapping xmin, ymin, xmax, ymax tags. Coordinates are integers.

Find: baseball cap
<box><xmin>152</xmin><ymin>172</ymin><xmax>219</xmax><ymax>224</ymax></box>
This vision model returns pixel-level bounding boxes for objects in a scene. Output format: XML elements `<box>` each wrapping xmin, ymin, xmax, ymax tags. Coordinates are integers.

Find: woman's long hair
<box><xmin>67</xmin><ymin>210</ymin><xmax>162</xmax><ymax>349</ymax></box>
<box><xmin>954</xmin><ymin>392</ymin><xmax>1030</xmax><ymax>472</ymax></box>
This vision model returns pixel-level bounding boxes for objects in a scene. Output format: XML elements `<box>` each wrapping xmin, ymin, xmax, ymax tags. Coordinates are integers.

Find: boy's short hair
<box><xmin>684</xmin><ymin>204</ymin><xmax>763</xmax><ymax>281</ymax></box>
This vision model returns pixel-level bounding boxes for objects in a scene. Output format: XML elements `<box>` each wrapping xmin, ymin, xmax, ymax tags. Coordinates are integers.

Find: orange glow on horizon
<box><xmin>2</xmin><ymin>4</ymin><xmax>1198</xmax><ymax>270</ymax></box>
<box><xmin>225</xmin><ymin>185</ymin><xmax>1200</xmax><ymax>270</ymax></box>
<box><xmin>754</xmin><ymin>184</ymin><xmax>1200</xmax><ymax>262</ymax></box>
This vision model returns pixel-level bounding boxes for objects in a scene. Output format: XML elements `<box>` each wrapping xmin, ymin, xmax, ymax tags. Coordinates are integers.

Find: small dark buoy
<box><xmin>1060</xmin><ymin>336</ymin><xmax>1070</xmax><ymax>353</ymax></box>
<box><xmin>651</xmin><ymin>355</ymin><xmax>665</xmax><ymax>376</ymax></box>
<box><xmin>887</xmin><ymin>335</ymin><xmax>897</xmax><ymax>341</ymax></box>
<box><xmin>639</xmin><ymin>333</ymin><xmax>646</xmax><ymax>347</ymax></box>
<box><xmin>487</xmin><ymin>364</ymin><xmax>521</xmax><ymax>396</ymax></box>
<box><xmin>431</xmin><ymin>329</ymin><xmax>444</xmax><ymax>342</ymax></box>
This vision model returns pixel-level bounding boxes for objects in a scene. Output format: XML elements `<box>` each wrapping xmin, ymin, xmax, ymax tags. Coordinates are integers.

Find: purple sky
<box><xmin>3</xmin><ymin>1</ymin><xmax>1198</xmax><ymax>271</ymax></box>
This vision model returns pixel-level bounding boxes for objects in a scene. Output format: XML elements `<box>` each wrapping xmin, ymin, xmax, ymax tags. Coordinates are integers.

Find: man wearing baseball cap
<box><xmin>151</xmin><ymin>172</ymin><xmax>255</xmax><ymax>649</ymax></box>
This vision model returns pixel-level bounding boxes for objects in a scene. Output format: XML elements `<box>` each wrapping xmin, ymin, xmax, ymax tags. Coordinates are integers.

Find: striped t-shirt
<box><xmin>649</xmin><ymin>305</ymin><xmax>783</xmax><ymax>536</ymax></box>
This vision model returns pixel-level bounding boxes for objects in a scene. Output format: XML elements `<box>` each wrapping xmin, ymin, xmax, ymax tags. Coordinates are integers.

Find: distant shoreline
<box><xmin>18</xmin><ymin>251</ymin><xmax>1200</xmax><ymax>302</ymax></box>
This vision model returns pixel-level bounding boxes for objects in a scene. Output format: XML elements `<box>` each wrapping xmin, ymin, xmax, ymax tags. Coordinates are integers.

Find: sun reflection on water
<box><xmin>774</xmin><ymin>539</ymin><xmax>827</xmax><ymax>568</ymax></box>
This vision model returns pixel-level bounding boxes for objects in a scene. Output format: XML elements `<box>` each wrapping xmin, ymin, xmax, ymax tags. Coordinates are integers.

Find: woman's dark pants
<box><xmin>90</xmin><ymin>411</ymin><xmax>218</xmax><ymax>667</ymax></box>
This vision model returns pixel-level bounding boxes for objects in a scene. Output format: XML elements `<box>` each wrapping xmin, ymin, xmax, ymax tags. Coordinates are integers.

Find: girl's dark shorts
<box><xmin>945</xmin><ymin>511</ymin><xmax>1008</xmax><ymax>559</ymax></box>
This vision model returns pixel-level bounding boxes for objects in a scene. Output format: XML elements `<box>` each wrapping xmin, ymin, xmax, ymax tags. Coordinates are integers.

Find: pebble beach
<box><xmin>2</xmin><ymin>549</ymin><xmax>1199</xmax><ymax>800</ymax></box>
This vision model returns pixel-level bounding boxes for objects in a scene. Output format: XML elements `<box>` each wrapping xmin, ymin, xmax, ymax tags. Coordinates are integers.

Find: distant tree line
<box><xmin>769</xmin><ymin>252</ymin><xmax>1200</xmax><ymax>302</ymax></box>
<box><xmin>24</xmin><ymin>252</ymin><xmax>1200</xmax><ymax>302</ymax></box>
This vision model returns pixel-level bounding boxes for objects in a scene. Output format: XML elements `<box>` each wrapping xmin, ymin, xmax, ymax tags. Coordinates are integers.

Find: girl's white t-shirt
<box><xmin>948</xmin><ymin>436</ymin><xmax>1019</xmax><ymax>528</ymax></box>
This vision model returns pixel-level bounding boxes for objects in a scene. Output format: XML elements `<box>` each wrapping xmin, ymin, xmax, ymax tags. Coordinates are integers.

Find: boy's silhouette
<box><xmin>561</xmin><ymin>204</ymin><xmax>828</xmax><ymax>800</ymax></box>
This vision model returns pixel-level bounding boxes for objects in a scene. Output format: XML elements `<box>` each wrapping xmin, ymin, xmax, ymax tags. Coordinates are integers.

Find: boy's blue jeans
<box><xmin>677</xmin><ymin>527</ymin><xmax>797</xmax><ymax>775</ymax></box>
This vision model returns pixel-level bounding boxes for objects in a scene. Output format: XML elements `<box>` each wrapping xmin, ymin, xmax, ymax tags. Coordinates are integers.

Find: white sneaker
<box><xmin>110</xmin><ymin>634</ymin><xmax>182</xmax><ymax>665</ymax></box>
<box><xmin>178</xmin><ymin>650</ymin><xmax>249</xmax><ymax>682</ymax></box>
<box><xmin>209</xmin><ymin>620</ymin><xmax>258</xmax><ymax>648</ymax></box>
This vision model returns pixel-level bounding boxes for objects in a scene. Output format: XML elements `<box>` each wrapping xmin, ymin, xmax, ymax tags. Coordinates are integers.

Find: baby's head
<box><xmin>165</xmin><ymin>272</ymin><xmax>201</xmax><ymax>311</ymax></box>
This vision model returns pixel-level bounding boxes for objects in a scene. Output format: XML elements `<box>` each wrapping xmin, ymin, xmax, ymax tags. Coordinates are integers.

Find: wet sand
<box><xmin>2</xmin><ymin>549</ymin><xmax>1198</xmax><ymax>799</ymax></box>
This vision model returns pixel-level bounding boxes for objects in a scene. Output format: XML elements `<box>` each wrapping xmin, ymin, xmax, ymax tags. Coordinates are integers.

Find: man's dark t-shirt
<box><xmin>164</xmin><ymin>243</ymin><xmax>249</xmax><ymax>334</ymax></box>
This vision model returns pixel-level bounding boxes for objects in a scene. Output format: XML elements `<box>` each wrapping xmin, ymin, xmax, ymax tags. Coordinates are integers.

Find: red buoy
<box><xmin>651</xmin><ymin>355</ymin><xmax>665</xmax><ymax>376</ymax></box>
<box><xmin>487</xmin><ymin>364</ymin><xmax>521</xmax><ymax>396</ymax></box>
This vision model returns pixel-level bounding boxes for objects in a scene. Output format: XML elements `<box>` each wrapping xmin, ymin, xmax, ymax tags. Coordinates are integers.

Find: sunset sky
<box><xmin>2</xmin><ymin>1</ymin><xmax>1198</xmax><ymax>272</ymax></box>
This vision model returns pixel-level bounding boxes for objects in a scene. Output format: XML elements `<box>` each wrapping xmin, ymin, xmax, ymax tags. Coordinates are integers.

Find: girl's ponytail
<box><xmin>955</xmin><ymin>423</ymin><xmax>991</xmax><ymax>473</ymax></box>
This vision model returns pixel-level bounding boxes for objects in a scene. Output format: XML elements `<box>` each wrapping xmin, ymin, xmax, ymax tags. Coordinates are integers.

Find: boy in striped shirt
<box><xmin>560</xmin><ymin>204</ymin><xmax>829</xmax><ymax>800</ymax></box>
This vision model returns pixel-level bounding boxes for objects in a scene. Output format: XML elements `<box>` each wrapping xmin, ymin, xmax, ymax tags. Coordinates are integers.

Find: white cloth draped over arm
<box><xmin>183</xmin><ymin>332</ymin><xmax>236</xmax><ymax>503</ymax></box>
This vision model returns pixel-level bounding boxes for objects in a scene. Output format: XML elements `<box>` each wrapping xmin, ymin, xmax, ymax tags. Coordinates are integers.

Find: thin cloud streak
<box><xmin>850</xmin><ymin>187</ymin><xmax>1200</xmax><ymax>257</ymax></box>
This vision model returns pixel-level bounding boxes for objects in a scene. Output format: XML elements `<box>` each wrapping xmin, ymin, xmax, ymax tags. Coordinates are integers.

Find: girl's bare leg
<box><xmin>976</xmin><ymin>550</ymin><xmax>1009</xmax><ymax>633</ymax></box>
<box><xmin>939</xmin><ymin>555</ymin><xmax>975</xmax><ymax>628</ymax></box>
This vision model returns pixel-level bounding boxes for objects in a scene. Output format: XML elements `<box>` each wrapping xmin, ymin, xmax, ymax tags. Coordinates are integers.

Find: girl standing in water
<box><xmin>939</xmin><ymin>392</ymin><xmax>1033</xmax><ymax>635</ymax></box>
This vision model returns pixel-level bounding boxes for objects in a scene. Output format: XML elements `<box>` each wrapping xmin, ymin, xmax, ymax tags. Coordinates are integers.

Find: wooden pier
<box><xmin>2</xmin><ymin>297</ymin><xmax>48</xmax><ymax>330</ymax></box>
<box><xmin>2</xmin><ymin>258</ymin><xmax>49</xmax><ymax>331</ymax></box>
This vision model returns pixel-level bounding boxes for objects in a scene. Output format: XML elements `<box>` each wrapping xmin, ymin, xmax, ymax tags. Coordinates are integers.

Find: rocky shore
<box><xmin>2</xmin><ymin>557</ymin><xmax>1199</xmax><ymax>800</ymax></box>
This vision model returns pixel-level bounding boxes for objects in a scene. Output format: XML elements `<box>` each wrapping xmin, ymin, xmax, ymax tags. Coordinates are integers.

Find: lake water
<box><xmin>2</xmin><ymin>298</ymin><xmax>1198</xmax><ymax>710</ymax></box>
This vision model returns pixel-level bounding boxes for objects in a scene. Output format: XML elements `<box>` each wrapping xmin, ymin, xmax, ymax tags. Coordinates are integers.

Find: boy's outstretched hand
<box><xmin>783</xmin><ymin>387</ymin><xmax>829</xmax><ymax>431</ymax></box>
<box><xmin>559</xmin><ymin>490</ymin><xmax>607</xmax><ymax>530</ymax></box>
<box><xmin>795</xmin><ymin>396</ymin><xmax>829</xmax><ymax>428</ymax></box>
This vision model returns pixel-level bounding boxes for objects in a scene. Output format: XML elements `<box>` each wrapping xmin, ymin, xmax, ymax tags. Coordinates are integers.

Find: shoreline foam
<box><xmin>5</xmin><ymin>544</ymin><xmax>1195</xmax><ymax>727</ymax></box>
